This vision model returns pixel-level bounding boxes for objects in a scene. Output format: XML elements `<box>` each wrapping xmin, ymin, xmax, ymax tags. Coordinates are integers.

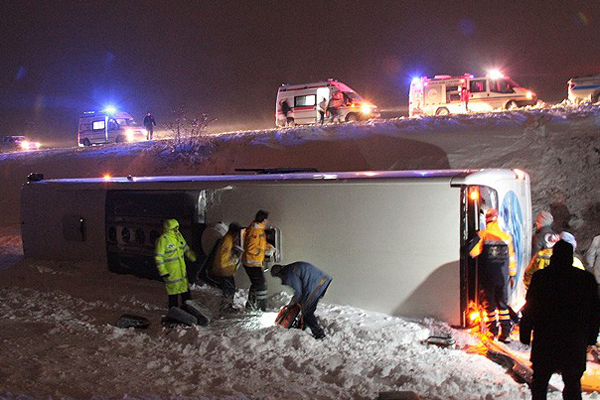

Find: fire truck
<box><xmin>409</xmin><ymin>72</ymin><xmax>537</xmax><ymax>117</ymax></box>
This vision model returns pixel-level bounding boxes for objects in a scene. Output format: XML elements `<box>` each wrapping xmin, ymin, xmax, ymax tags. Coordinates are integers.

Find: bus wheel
<box><xmin>435</xmin><ymin>107</ymin><xmax>449</xmax><ymax>116</ymax></box>
<box><xmin>116</xmin><ymin>135</ymin><xmax>125</xmax><ymax>143</ymax></box>
<box><xmin>82</xmin><ymin>138</ymin><xmax>91</xmax><ymax>147</ymax></box>
<box><xmin>286</xmin><ymin>118</ymin><xmax>295</xmax><ymax>127</ymax></box>
<box><xmin>506</xmin><ymin>101</ymin><xmax>518</xmax><ymax>110</ymax></box>
<box><xmin>346</xmin><ymin>113</ymin><xmax>358</xmax><ymax>123</ymax></box>
<box><xmin>592</xmin><ymin>93</ymin><xmax>600</xmax><ymax>103</ymax></box>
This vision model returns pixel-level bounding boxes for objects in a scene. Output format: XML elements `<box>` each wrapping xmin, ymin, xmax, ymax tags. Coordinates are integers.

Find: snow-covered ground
<box><xmin>0</xmin><ymin>226</ymin><xmax>549</xmax><ymax>399</ymax></box>
<box><xmin>1</xmin><ymin>104</ymin><xmax>600</xmax><ymax>399</ymax></box>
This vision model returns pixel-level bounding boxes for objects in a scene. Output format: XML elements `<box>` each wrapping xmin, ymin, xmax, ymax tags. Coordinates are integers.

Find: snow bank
<box><xmin>1</xmin><ymin>103</ymin><xmax>598</xmax><ymax>251</ymax></box>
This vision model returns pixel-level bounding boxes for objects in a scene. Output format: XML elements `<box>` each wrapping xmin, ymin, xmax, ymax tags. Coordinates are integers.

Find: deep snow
<box><xmin>1</xmin><ymin>104</ymin><xmax>600</xmax><ymax>399</ymax></box>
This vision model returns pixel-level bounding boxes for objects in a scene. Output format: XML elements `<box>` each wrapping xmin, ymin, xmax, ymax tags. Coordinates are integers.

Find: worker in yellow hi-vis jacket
<box><xmin>155</xmin><ymin>219</ymin><xmax>197</xmax><ymax>309</ymax></box>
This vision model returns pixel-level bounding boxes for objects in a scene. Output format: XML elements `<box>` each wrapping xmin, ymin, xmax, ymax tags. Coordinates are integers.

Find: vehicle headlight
<box><xmin>20</xmin><ymin>141</ymin><xmax>30</xmax><ymax>150</ymax></box>
<box><xmin>361</xmin><ymin>104</ymin><xmax>372</xmax><ymax>114</ymax></box>
<box><xmin>125</xmin><ymin>129</ymin><xmax>134</xmax><ymax>141</ymax></box>
<box><xmin>34</xmin><ymin>142</ymin><xmax>40</xmax><ymax>149</ymax></box>
<box><xmin>526</xmin><ymin>91</ymin><xmax>533</xmax><ymax>100</ymax></box>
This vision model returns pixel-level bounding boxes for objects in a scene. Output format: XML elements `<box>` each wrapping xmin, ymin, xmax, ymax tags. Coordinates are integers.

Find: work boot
<box><xmin>498</xmin><ymin>332</ymin><xmax>512</xmax><ymax>344</ymax></box>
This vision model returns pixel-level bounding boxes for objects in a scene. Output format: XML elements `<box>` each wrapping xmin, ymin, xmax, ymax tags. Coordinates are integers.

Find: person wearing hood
<box><xmin>520</xmin><ymin>239</ymin><xmax>600</xmax><ymax>400</ymax></box>
<box><xmin>154</xmin><ymin>219</ymin><xmax>197</xmax><ymax>309</ymax></box>
<box><xmin>271</xmin><ymin>262</ymin><xmax>332</xmax><ymax>339</ymax></box>
<box><xmin>586</xmin><ymin>234</ymin><xmax>600</xmax><ymax>297</ymax></box>
<box><xmin>469</xmin><ymin>208</ymin><xmax>516</xmax><ymax>342</ymax></box>
<box><xmin>532</xmin><ymin>211</ymin><xmax>560</xmax><ymax>256</ymax></box>
<box><xmin>523</xmin><ymin>231</ymin><xmax>585</xmax><ymax>290</ymax></box>
<box><xmin>242</xmin><ymin>210</ymin><xmax>275</xmax><ymax>311</ymax></box>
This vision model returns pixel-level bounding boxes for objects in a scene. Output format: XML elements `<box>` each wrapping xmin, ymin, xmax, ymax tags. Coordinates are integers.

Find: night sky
<box><xmin>1</xmin><ymin>1</ymin><xmax>599</xmax><ymax>143</ymax></box>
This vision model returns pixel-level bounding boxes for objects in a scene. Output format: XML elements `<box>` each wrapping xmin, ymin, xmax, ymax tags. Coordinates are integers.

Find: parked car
<box><xmin>0</xmin><ymin>135</ymin><xmax>41</xmax><ymax>153</ymax></box>
<box><xmin>568</xmin><ymin>75</ymin><xmax>600</xmax><ymax>104</ymax></box>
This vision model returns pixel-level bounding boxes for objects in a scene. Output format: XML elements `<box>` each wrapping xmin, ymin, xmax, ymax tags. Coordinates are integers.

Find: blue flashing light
<box><xmin>103</xmin><ymin>105</ymin><xmax>117</xmax><ymax>114</ymax></box>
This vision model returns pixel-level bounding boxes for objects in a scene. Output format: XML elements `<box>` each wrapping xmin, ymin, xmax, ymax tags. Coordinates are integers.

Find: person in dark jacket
<box><xmin>532</xmin><ymin>211</ymin><xmax>559</xmax><ymax>257</ymax></box>
<box><xmin>520</xmin><ymin>240</ymin><xmax>600</xmax><ymax>400</ymax></box>
<box><xmin>271</xmin><ymin>262</ymin><xmax>332</xmax><ymax>339</ymax></box>
<box><xmin>143</xmin><ymin>111</ymin><xmax>157</xmax><ymax>140</ymax></box>
<box><xmin>469</xmin><ymin>208</ymin><xmax>516</xmax><ymax>342</ymax></box>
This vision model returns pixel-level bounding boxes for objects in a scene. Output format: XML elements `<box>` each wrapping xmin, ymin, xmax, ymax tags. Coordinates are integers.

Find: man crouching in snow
<box><xmin>270</xmin><ymin>262</ymin><xmax>332</xmax><ymax>339</ymax></box>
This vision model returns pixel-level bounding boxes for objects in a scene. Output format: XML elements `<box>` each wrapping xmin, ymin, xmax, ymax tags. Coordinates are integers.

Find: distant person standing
<box><xmin>469</xmin><ymin>208</ymin><xmax>517</xmax><ymax>343</ymax></box>
<box><xmin>520</xmin><ymin>240</ymin><xmax>600</xmax><ymax>400</ymax></box>
<box><xmin>318</xmin><ymin>97</ymin><xmax>328</xmax><ymax>124</ymax></box>
<box><xmin>242</xmin><ymin>210</ymin><xmax>275</xmax><ymax>311</ymax></box>
<box><xmin>280</xmin><ymin>100</ymin><xmax>292</xmax><ymax>126</ymax></box>
<box><xmin>327</xmin><ymin>91</ymin><xmax>344</xmax><ymax>123</ymax></box>
<box><xmin>460</xmin><ymin>84</ymin><xmax>470</xmax><ymax>112</ymax></box>
<box><xmin>144</xmin><ymin>111</ymin><xmax>156</xmax><ymax>140</ymax></box>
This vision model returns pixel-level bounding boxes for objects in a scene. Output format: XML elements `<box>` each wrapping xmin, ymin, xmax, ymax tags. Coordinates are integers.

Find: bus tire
<box><xmin>592</xmin><ymin>93</ymin><xmax>600</xmax><ymax>103</ymax></box>
<box><xmin>286</xmin><ymin>118</ymin><xmax>295</xmax><ymax>127</ymax></box>
<box><xmin>506</xmin><ymin>100</ymin><xmax>518</xmax><ymax>110</ymax></box>
<box><xmin>116</xmin><ymin>135</ymin><xmax>125</xmax><ymax>143</ymax></box>
<box><xmin>82</xmin><ymin>138</ymin><xmax>91</xmax><ymax>147</ymax></box>
<box><xmin>346</xmin><ymin>113</ymin><xmax>358</xmax><ymax>122</ymax></box>
<box><xmin>435</xmin><ymin>107</ymin><xmax>449</xmax><ymax>116</ymax></box>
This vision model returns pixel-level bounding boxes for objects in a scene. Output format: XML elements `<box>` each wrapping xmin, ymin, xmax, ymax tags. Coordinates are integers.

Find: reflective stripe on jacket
<box><xmin>524</xmin><ymin>248</ymin><xmax>585</xmax><ymax>290</ymax></box>
<box><xmin>469</xmin><ymin>221</ymin><xmax>517</xmax><ymax>284</ymax></box>
<box><xmin>155</xmin><ymin>230</ymin><xmax>196</xmax><ymax>295</ymax></box>
<box><xmin>243</xmin><ymin>222</ymin><xmax>271</xmax><ymax>268</ymax></box>
<box><xmin>212</xmin><ymin>233</ymin><xmax>240</xmax><ymax>277</ymax></box>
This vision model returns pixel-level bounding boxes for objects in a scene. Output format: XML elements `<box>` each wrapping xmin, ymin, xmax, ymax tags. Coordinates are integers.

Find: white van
<box><xmin>567</xmin><ymin>75</ymin><xmax>600</xmax><ymax>104</ymax></box>
<box><xmin>275</xmin><ymin>79</ymin><xmax>380</xmax><ymax>127</ymax></box>
<box><xmin>409</xmin><ymin>73</ymin><xmax>537</xmax><ymax>117</ymax></box>
<box><xmin>78</xmin><ymin>110</ymin><xmax>148</xmax><ymax>147</ymax></box>
<box><xmin>21</xmin><ymin>168</ymin><xmax>531</xmax><ymax>327</ymax></box>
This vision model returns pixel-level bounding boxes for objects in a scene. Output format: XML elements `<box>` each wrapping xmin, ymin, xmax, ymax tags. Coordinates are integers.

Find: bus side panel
<box><xmin>207</xmin><ymin>181</ymin><xmax>463</xmax><ymax>325</ymax></box>
<box><xmin>21</xmin><ymin>185</ymin><xmax>107</xmax><ymax>261</ymax></box>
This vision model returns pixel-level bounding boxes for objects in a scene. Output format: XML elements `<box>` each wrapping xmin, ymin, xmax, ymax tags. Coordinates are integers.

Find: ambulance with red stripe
<box><xmin>275</xmin><ymin>79</ymin><xmax>380</xmax><ymax>127</ymax></box>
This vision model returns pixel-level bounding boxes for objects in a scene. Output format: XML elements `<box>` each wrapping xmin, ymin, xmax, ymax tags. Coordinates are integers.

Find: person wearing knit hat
<box><xmin>532</xmin><ymin>211</ymin><xmax>560</xmax><ymax>257</ymax></box>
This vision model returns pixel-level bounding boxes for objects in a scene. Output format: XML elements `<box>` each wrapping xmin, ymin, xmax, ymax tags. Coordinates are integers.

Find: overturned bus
<box><xmin>21</xmin><ymin>169</ymin><xmax>531</xmax><ymax>327</ymax></box>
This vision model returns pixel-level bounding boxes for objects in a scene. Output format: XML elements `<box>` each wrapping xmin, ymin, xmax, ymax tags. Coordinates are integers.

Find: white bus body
<box><xmin>409</xmin><ymin>74</ymin><xmax>537</xmax><ymax>117</ymax></box>
<box><xmin>276</xmin><ymin>79</ymin><xmax>380</xmax><ymax>127</ymax></box>
<box><xmin>568</xmin><ymin>75</ymin><xmax>600</xmax><ymax>104</ymax></box>
<box><xmin>21</xmin><ymin>169</ymin><xmax>531</xmax><ymax>327</ymax></box>
<box><xmin>78</xmin><ymin>110</ymin><xmax>148</xmax><ymax>147</ymax></box>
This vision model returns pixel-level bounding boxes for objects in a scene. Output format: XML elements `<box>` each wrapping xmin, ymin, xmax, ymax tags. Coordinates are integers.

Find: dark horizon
<box><xmin>1</xmin><ymin>0</ymin><xmax>599</xmax><ymax>144</ymax></box>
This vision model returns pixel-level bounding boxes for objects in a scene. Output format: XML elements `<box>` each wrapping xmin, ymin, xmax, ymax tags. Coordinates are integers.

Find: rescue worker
<box><xmin>460</xmin><ymin>84</ymin><xmax>470</xmax><ymax>112</ymax></box>
<box><xmin>524</xmin><ymin>231</ymin><xmax>585</xmax><ymax>290</ymax></box>
<box><xmin>327</xmin><ymin>91</ymin><xmax>344</xmax><ymax>123</ymax></box>
<box><xmin>242</xmin><ymin>210</ymin><xmax>275</xmax><ymax>311</ymax></box>
<box><xmin>318</xmin><ymin>97</ymin><xmax>328</xmax><ymax>124</ymax></box>
<box><xmin>143</xmin><ymin>111</ymin><xmax>156</xmax><ymax>140</ymax></box>
<box><xmin>280</xmin><ymin>100</ymin><xmax>292</xmax><ymax>126</ymax></box>
<box><xmin>209</xmin><ymin>223</ymin><xmax>243</xmax><ymax>312</ymax></box>
<box><xmin>154</xmin><ymin>219</ymin><xmax>197</xmax><ymax>309</ymax></box>
<box><xmin>586</xmin><ymin>234</ymin><xmax>600</xmax><ymax>297</ymax></box>
<box><xmin>271</xmin><ymin>262</ymin><xmax>332</xmax><ymax>340</ymax></box>
<box><xmin>532</xmin><ymin>211</ymin><xmax>559</xmax><ymax>256</ymax></box>
<box><xmin>469</xmin><ymin>208</ymin><xmax>516</xmax><ymax>343</ymax></box>
<box><xmin>520</xmin><ymin>240</ymin><xmax>600</xmax><ymax>400</ymax></box>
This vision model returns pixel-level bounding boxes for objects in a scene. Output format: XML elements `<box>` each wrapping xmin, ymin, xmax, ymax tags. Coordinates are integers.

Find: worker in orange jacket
<box><xmin>469</xmin><ymin>208</ymin><xmax>517</xmax><ymax>343</ymax></box>
<box><xmin>242</xmin><ymin>210</ymin><xmax>275</xmax><ymax>311</ymax></box>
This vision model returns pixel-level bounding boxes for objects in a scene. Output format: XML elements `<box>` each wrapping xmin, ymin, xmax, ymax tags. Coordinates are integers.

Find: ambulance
<box><xmin>567</xmin><ymin>74</ymin><xmax>600</xmax><ymax>104</ymax></box>
<box><xmin>409</xmin><ymin>72</ymin><xmax>537</xmax><ymax>117</ymax></box>
<box><xmin>78</xmin><ymin>109</ymin><xmax>148</xmax><ymax>147</ymax></box>
<box><xmin>275</xmin><ymin>79</ymin><xmax>380</xmax><ymax>127</ymax></box>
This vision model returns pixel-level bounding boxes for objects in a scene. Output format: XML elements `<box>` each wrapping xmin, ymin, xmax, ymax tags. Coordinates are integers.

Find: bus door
<box><xmin>460</xmin><ymin>185</ymin><xmax>498</xmax><ymax>328</ymax></box>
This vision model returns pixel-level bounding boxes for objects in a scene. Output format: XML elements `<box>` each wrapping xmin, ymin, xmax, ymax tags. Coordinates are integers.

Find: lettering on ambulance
<box><xmin>500</xmin><ymin>190</ymin><xmax>524</xmax><ymax>304</ymax></box>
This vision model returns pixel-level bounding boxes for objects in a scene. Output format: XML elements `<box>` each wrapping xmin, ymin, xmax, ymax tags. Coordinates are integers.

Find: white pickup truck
<box><xmin>567</xmin><ymin>75</ymin><xmax>600</xmax><ymax>104</ymax></box>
